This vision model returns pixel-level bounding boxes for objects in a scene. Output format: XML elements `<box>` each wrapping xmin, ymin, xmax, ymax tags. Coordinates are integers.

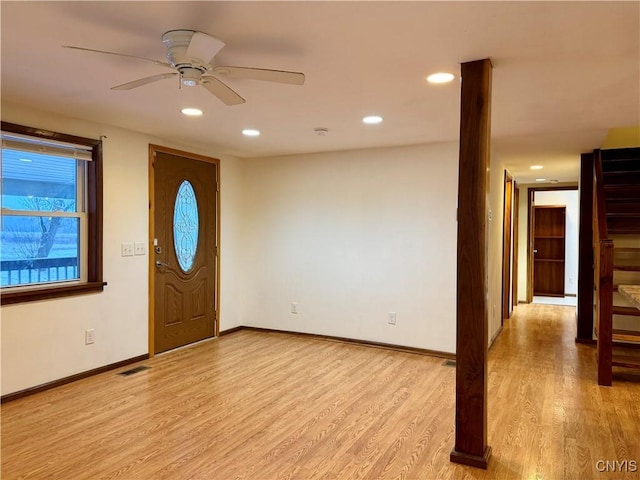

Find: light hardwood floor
<box><xmin>2</xmin><ymin>304</ymin><xmax>640</xmax><ymax>479</ymax></box>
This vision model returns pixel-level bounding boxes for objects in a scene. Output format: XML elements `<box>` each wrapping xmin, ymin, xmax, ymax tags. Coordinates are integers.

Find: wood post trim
<box><xmin>450</xmin><ymin>58</ymin><xmax>492</xmax><ymax>469</ymax></box>
<box><xmin>577</xmin><ymin>152</ymin><xmax>594</xmax><ymax>340</ymax></box>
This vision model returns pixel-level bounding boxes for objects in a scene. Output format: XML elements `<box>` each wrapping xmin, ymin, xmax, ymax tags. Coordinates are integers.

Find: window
<box><xmin>0</xmin><ymin>122</ymin><xmax>104</xmax><ymax>304</ymax></box>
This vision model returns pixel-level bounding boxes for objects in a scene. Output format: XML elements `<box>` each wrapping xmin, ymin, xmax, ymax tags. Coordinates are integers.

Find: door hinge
<box><xmin>216</xmin><ymin>182</ymin><xmax>220</xmax><ymax>192</ymax></box>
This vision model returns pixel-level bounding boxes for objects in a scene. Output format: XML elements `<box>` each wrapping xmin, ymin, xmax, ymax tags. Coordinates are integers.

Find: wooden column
<box><xmin>576</xmin><ymin>152</ymin><xmax>594</xmax><ymax>342</ymax></box>
<box><xmin>450</xmin><ymin>58</ymin><xmax>492</xmax><ymax>469</ymax></box>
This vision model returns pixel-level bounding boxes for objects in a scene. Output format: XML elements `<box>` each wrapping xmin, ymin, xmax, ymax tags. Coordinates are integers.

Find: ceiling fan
<box><xmin>63</xmin><ymin>29</ymin><xmax>305</xmax><ymax>106</ymax></box>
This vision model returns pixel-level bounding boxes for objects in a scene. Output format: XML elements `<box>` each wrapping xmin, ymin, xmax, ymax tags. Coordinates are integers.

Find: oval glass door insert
<box><xmin>173</xmin><ymin>180</ymin><xmax>199</xmax><ymax>272</ymax></box>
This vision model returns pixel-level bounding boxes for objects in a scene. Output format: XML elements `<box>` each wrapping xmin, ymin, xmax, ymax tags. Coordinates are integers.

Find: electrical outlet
<box><xmin>291</xmin><ymin>303</ymin><xmax>298</xmax><ymax>314</ymax></box>
<box><xmin>388</xmin><ymin>312</ymin><xmax>397</xmax><ymax>325</ymax></box>
<box><xmin>121</xmin><ymin>243</ymin><xmax>134</xmax><ymax>257</ymax></box>
<box><xmin>85</xmin><ymin>329</ymin><xmax>95</xmax><ymax>345</ymax></box>
<box><xmin>134</xmin><ymin>242</ymin><xmax>146</xmax><ymax>256</ymax></box>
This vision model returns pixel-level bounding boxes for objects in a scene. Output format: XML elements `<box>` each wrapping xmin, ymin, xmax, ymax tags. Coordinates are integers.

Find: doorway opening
<box><xmin>525</xmin><ymin>186</ymin><xmax>579</xmax><ymax>307</ymax></box>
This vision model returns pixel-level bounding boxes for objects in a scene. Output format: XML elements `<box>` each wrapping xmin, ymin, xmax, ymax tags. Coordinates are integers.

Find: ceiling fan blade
<box><xmin>212</xmin><ymin>66</ymin><xmax>305</xmax><ymax>85</ymax></box>
<box><xmin>62</xmin><ymin>45</ymin><xmax>172</xmax><ymax>69</ymax></box>
<box><xmin>201</xmin><ymin>76</ymin><xmax>245</xmax><ymax>105</ymax></box>
<box><xmin>111</xmin><ymin>72</ymin><xmax>177</xmax><ymax>90</ymax></box>
<box><xmin>185</xmin><ymin>32</ymin><xmax>225</xmax><ymax>65</ymax></box>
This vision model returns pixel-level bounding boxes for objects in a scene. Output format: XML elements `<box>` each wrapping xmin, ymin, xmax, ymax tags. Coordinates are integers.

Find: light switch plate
<box><xmin>134</xmin><ymin>242</ymin><xmax>146</xmax><ymax>256</ymax></box>
<box><xmin>121</xmin><ymin>243</ymin><xmax>134</xmax><ymax>257</ymax></box>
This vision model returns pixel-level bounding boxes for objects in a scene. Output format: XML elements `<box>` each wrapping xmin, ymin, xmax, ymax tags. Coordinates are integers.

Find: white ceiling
<box><xmin>1</xmin><ymin>1</ymin><xmax>638</xmax><ymax>184</ymax></box>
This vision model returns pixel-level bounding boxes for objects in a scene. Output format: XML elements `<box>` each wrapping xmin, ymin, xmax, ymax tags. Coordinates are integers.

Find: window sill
<box><xmin>0</xmin><ymin>281</ymin><xmax>107</xmax><ymax>306</ymax></box>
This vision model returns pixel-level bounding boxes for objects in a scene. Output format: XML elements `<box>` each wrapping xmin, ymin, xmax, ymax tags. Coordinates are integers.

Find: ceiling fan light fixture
<box><xmin>181</xmin><ymin>108</ymin><xmax>203</xmax><ymax>116</ymax></box>
<box><xmin>181</xmin><ymin>67</ymin><xmax>202</xmax><ymax>87</ymax></box>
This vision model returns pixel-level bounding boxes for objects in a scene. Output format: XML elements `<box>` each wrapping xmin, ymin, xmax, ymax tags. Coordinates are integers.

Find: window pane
<box><xmin>1</xmin><ymin>148</ymin><xmax>77</xmax><ymax>212</ymax></box>
<box><xmin>0</xmin><ymin>215</ymin><xmax>80</xmax><ymax>287</ymax></box>
<box><xmin>173</xmin><ymin>180</ymin><xmax>199</xmax><ymax>272</ymax></box>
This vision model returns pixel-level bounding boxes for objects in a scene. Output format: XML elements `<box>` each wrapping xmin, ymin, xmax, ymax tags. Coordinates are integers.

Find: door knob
<box><xmin>533</xmin><ymin>249</ymin><xmax>538</xmax><ymax>253</ymax></box>
<box><xmin>155</xmin><ymin>260</ymin><xmax>169</xmax><ymax>268</ymax></box>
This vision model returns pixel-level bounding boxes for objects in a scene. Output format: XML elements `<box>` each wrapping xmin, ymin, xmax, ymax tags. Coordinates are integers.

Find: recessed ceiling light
<box><xmin>427</xmin><ymin>72</ymin><xmax>455</xmax><ymax>84</ymax></box>
<box><xmin>535</xmin><ymin>178</ymin><xmax>547</xmax><ymax>182</ymax></box>
<box><xmin>242</xmin><ymin>129</ymin><xmax>260</xmax><ymax>137</ymax></box>
<box><xmin>181</xmin><ymin>108</ymin><xmax>203</xmax><ymax>116</ymax></box>
<box><xmin>530</xmin><ymin>165</ymin><xmax>543</xmax><ymax>170</ymax></box>
<box><xmin>362</xmin><ymin>115</ymin><xmax>383</xmax><ymax>125</ymax></box>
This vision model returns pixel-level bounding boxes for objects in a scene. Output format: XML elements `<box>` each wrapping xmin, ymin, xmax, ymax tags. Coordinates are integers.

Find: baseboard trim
<box><xmin>230</xmin><ymin>326</ymin><xmax>456</xmax><ymax>360</ymax></box>
<box><xmin>489</xmin><ymin>325</ymin><xmax>504</xmax><ymax>350</ymax></box>
<box><xmin>1</xmin><ymin>354</ymin><xmax>149</xmax><ymax>404</ymax></box>
<box><xmin>219</xmin><ymin>326</ymin><xmax>243</xmax><ymax>336</ymax></box>
<box><xmin>450</xmin><ymin>446</ymin><xmax>492</xmax><ymax>469</ymax></box>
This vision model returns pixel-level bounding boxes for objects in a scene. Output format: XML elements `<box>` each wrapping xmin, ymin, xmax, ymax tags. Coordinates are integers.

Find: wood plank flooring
<box><xmin>2</xmin><ymin>304</ymin><xmax>640</xmax><ymax>479</ymax></box>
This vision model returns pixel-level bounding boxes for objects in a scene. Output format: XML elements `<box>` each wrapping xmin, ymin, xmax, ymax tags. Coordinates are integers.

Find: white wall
<box><xmin>487</xmin><ymin>160</ymin><xmax>510</xmax><ymax>344</ymax></box>
<box><xmin>239</xmin><ymin>143</ymin><xmax>459</xmax><ymax>353</ymax></box>
<box><xmin>1</xmin><ymin>102</ymin><xmax>244</xmax><ymax>395</ymax></box>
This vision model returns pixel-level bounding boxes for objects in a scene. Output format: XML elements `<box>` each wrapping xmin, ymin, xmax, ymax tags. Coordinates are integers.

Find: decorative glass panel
<box><xmin>173</xmin><ymin>180</ymin><xmax>199</xmax><ymax>272</ymax></box>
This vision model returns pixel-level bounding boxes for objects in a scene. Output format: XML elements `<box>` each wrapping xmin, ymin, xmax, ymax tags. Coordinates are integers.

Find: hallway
<box><xmin>487</xmin><ymin>303</ymin><xmax>640</xmax><ymax>479</ymax></box>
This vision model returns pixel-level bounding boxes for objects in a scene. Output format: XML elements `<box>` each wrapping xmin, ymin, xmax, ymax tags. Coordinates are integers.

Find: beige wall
<box><xmin>1</xmin><ymin>102</ymin><xmax>245</xmax><ymax>395</ymax></box>
<box><xmin>239</xmin><ymin>143</ymin><xmax>460</xmax><ymax>352</ymax></box>
<box><xmin>487</xmin><ymin>158</ymin><xmax>509</xmax><ymax>343</ymax></box>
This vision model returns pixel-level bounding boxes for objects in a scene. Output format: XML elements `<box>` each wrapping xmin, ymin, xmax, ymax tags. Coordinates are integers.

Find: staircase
<box><xmin>594</xmin><ymin>147</ymin><xmax>640</xmax><ymax>386</ymax></box>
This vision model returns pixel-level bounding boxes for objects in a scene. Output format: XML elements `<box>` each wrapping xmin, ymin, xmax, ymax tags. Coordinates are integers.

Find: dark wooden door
<box><xmin>533</xmin><ymin>206</ymin><xmax>566</xmax><ymax>297</ymax></box>
<box><xmin>153</xmin><ymin>150</ymin><xmax>217</xmax><ymax>353</ymax></box>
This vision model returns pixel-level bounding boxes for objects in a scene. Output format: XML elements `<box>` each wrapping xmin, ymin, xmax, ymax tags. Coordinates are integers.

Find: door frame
<box><xmin>148</xmin><ymin>144</ymin><xmax>221</xmax><ymax>357</ymax></box>
<box><xmin>501</xmin><ymin>170</ymin><xmax>514</xmax><ymax>323</ymax></box>
<box><xmin>512</xmin><ymin>185</ymin><xmax>519</xmax><ymax>310</ymax></box>
<box><xmin>526</xmin><ymin>185</ymin><xmax>578</xmax><ymax>302</ymax></box>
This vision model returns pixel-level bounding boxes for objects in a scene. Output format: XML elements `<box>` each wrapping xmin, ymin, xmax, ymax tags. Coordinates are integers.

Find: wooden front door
<box><xmin>152</xmin><ymin>147</ymin><xmax>218</xmax><ymax>353</ymax></box>
<box><xmin>532</xmin><ymin>206</ymin><xmax>566</xmax><ymax>297</ymax></box>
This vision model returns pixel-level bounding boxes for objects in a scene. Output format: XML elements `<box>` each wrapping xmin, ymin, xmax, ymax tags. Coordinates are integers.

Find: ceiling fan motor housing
<box><xmin>162</xmin><ymin>29</ymin><xmax>201</xmax><ymax>68</ymax></box>
<box><xmin>162</xmin><ymin>30</ymin><xmax>209</xmax><ymax>86</ymax></box>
